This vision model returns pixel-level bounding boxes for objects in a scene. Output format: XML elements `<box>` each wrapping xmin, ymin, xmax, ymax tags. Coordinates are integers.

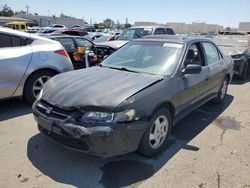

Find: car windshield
<box><xmin>75</xmin><ymin>38</ymin><xmax>93</xmax><ymax>47</ymax></box>
<box><xmin>101</xmin><ymin>41</ymin><xmax>183</xmax><ymax>76</ymax></box>
<box><xmin>118</xmin><ymin>28</ymin><xmax>153</xmax><ymax>41</ymax></box>
<box><xmin>94</xmin><ymin>36</ymin><xmax>110</xmax><ymax>43</ymax></box>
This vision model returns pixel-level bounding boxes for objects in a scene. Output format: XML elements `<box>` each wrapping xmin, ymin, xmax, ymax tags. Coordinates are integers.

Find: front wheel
<box><xmin>138</xmin><ymin>108</ymin><xmax>172</xmax><ymax>157</ymax></box>
<box><xmin>212</xmin><ymin>77</ymin><xmax>229</xmax><ymax>104</ymax></box>
<box><xmin>24</xmin><ymin>70</ymin><xmax>56</xmax><ymax>103</ymax></box>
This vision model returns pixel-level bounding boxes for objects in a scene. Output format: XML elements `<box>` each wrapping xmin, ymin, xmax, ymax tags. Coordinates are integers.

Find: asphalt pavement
<box><xmin>0</xmin><ymin>79</ymin><xmax>250</xmax><ymax>188</ymax></box>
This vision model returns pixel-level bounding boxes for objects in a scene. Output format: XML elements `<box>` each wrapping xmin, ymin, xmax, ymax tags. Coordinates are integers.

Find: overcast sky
<box><xmin>2</xmin><ymin>0</ymin><xmax>250</xmax><ymax>27</ymax></box>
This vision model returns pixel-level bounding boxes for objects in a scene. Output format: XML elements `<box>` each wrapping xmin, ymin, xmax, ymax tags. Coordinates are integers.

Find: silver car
<box><xmin>0</xmin><ymin>27</ymin><xmax>74</xmax><ymax>103</ymax></box>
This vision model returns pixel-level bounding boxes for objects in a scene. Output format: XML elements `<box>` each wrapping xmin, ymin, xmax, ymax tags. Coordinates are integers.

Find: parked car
<box><xmin>3</xmin><ymin>21</ymin><xmax>27</xmax><ymax>31</ymax></box>
<box><xmin>93</xmin><ymin>26</ymin><xmax>176</xmax><ymax>62</ymax></box>
<box><xmin>93</xmin><ymin>34</ymin><xmax>118</xmax><ymax>43</ymax></box>
<box><xmin>44</xmin><ymin>24</ymin><xmax>67</xmax><ymax>30</ymax></box>
<box><xmin>118</xmin><ymin>26</ymin><xmax>175</xmax><ymax>41</ymax></box>
<box><xmin>33</xmin><ymin>35</ymin><xmax>233</xmax><ymax>157</ymax></box>
<box><xmin>0</xmin><ymin>27</ymin><xmax>74</xmax><ymax>103</ymax></box>
<box><xmin>84</xmin><ymin>33</ymin><xmax>103</xmax><ymax>41</ymax></box>
<box><xmin>49</xmin><ymin>35</ymin><xmax>94</xmax><ymax>69</ymax></box>
<box><xmin>36</xmin><ymin>29</ymin><xmax>56</xmax><ymax>36</ymax></box>
<box><xmin>213</xmin><ymin>31</ymin><xmax>250</xmax><ymax>80</ymax></box>
<box><xmin>50</xmin><ymin>29</ymin><xmax>88</xmax><ymax>37</ymax></box>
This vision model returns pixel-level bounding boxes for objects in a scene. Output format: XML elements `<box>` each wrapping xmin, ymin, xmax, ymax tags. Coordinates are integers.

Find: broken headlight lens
<box><xmin>81</xmin><ymin>112</ymin><xmax>114</xmax><ymax>123</ymax></box>
<box><xmin>80</xmin><ymin>109</ymin><xmax>136</xmax><ymax>123</ymax></box>
<box><xmin>114</xmin><ymin>109</ymin><xmax>136</xmax><ymax>123</ymax></box>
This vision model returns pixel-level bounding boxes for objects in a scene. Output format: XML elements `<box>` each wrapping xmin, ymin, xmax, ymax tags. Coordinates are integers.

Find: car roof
<box><xmin>134</xmin><ymin>35</ymin><xmax>213</xmax><ymax>44</ymax></box>
<box><xmin>130</xmin><ymin>26</ymin><xmax>173</xmax><ymax>29</ymax></box>
<box><xmin>49</xmin><ymin>35</ymin><xmax>85</xmax><ymax>39</ymax></box>
<box><xmin>0</xmin><ymin>27</ymin><xmax>30</xmax><ymax>38</ymax></box>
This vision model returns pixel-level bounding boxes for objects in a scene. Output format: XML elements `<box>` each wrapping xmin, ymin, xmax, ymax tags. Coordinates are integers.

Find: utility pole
<box><xmin>26</xmin><ymin>5</ymin><xmax>29</xmax><ymax>13</ymax></box>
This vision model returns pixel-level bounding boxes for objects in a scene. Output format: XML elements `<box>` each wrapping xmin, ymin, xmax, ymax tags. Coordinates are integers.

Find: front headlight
<box><xmin>114</xmin><ymin>109</ymin><xmax>136</xmax><ymax>123</ymax></box>
<box><xmin>80</xmin><ymin>109</ymin><xmax>136</xmax><ymax>124</ymax></box>
<box><xmin>81</xmin><ymin>112</ymin><xmax>114</xmax><ymax>123</ymax></box>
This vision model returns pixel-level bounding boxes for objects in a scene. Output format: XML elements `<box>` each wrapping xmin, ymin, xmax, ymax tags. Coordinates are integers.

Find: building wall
<box><xmin>15</xmin><ymin>14</ymin><xmax>85</xmax><ymax>27</ymax></box>
<box><xmin>167</xmin><ymin>22</ymin><xmax>224</xmax><ymax>34</ymax></box>
<box><xmin>239</xmin><ymin>22</ymin><xmax>250</xmax><ymax>32</ymax></box>
<box><xmin>134</xmin><ymin>22</ymin><xmax>167</xmax><ymax>26</ymax></box>
<box><xmin>0</xmin><ymin>17</ymin><xmax>36</xmax><ymax>26</ymax></box>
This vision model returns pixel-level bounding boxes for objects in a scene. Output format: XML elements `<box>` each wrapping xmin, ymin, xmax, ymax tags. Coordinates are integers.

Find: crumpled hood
<box><xmin>218</xmin><ymin>46</ymin><xmax>247</xmax><ymax>56</ymax></box>
<box><xmin>213</xmin><ymin>35</ymin><xmax>250</xmax><ymax>56</ymax></box>
<box><xmin>42</xmin><ymin>67</ymin><xmax>163</xmax><ymax>110</ymax></box>
<box><xmin>95</xmin><ymin>40</ymin><xmax>129</xmax><ymax>49</ymax></box>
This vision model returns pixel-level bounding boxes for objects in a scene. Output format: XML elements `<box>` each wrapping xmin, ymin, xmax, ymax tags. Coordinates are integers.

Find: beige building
<box><xmin>167</xmin><ymin>22</ymin><xmax>224</xmax><ymax>34</ymax></box>
<box><xmin>134</xmin><ymin>22</ymin><xmax>168</xmax><ymax>27</ymax></box>
<box><xmin>239</xmin><ymin>22</ymin><xmax>250</xmax><ymax>32</ymax></box>
<box><xmin>15</xmin><ymin>14</ymin><xmax>86</xmax><ymax>27</ymax></box>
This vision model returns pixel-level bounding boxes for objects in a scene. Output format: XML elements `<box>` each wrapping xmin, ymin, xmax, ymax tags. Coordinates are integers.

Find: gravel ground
<box><xmin>0</xmin><ymin>79</ymin><xmax>249</xmax><ymax>188</ymax></box>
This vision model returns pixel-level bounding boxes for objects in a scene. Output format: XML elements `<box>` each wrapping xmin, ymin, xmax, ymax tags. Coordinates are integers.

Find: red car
<box><xmin>50</xmin><ymin>29</ymin><xmax>88</xmax><ymax>36</ymax></box>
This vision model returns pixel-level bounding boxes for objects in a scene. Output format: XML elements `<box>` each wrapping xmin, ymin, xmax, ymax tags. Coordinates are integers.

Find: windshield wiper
<box><xmin>106</xmin><ymin>66</ymin><xmax>140</xmax><ymax>73</ymax></box>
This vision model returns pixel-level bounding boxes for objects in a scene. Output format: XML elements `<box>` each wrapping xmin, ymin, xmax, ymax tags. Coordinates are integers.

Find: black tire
<box><xmin>212</xmin><ymin>77</ymin><xmax>229</xmax><ymax>104</ymax></box>
<box><xmin>24</xmin><ymin>70</ymin><xmax>56</xmax><ymax>103</ymax></box>
<box><xmin>138</xmin><ymin>108</ymin><xmax>172</xmax><ymax>157</ymax></box>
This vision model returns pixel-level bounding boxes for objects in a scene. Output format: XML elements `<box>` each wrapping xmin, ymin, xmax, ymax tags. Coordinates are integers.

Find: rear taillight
<box><xmin>55</xmin><ymin>49</ymin><xmax>69</xmax><ymax>57</ymax></box>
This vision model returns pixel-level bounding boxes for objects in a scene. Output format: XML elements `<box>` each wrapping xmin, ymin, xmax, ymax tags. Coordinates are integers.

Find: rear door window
<box><xmin>0</xmin><ymin>34</ymin><xmax>12</xmax><ymax>48</ymax></box>
<box><xmin>154</xmin><ymin>28</ymin><xmax>166</xmax><ymax>35</ymax></box>
<box><xmin>166</xmin><ymin>28</ymin><xmax>175</xmax><ymax>35</ymax></box>
<box><xmin>202</xmin><ymin>42</ymin><xmax>220</xmax><ymax>65</ymax></box>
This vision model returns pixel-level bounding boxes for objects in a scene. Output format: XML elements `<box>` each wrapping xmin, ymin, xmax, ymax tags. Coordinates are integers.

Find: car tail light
<box><xmin>55</xmin><ymin>49</ymin><xmax>69</xmax><ymax>57</ymax></box>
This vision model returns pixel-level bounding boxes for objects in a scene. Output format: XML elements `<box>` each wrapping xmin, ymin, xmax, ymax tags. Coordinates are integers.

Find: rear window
<box><xmin>166</xmin><ymin>28</ymin><xmax>175</xmax><ymax>35</ymax></box>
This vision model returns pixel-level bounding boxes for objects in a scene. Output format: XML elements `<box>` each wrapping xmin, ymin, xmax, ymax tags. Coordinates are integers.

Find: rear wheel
<box><xmin>138</xmin><ymin>108</ymin><xmax>172</xmax><ymax>157</ymax></box>
<box><xmin>212</xmin><ymin>77</ymin><xmax>228</xmax><ymax>104</ymax></box>
<box><xmin>24</xmin><ymin>70</ymin><xmax>56</xmax><ymax>103</ymax></box>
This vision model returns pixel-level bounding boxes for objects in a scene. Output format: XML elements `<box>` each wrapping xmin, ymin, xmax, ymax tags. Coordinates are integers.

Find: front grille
<box><xmin>36</xmin><ymin>100</ymin><xmax>73</xmax><ymax>120</ymax></box>
<box><xmin>39</xmin><ymin>125</ymin><xmax>89</xmax><ymax>151</ymax></box>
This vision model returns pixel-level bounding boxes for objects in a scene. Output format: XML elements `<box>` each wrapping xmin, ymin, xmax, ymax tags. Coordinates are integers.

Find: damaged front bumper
<box><xmin>32</xmin><ymin>100</ymin><xmax>147</xmax><ymax>157</ymax></box>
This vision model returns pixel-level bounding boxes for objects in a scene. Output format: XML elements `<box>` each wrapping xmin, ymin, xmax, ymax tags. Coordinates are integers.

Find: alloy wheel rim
<box><xmin>149</xmin><ymin>115</ymin><xmax>169</xmax><ymax>149</ymax></box>
<box><xmin>32</xmin><ymin>76</ymin><xmax>51</xmax><ymax>99</ymax></box>
<box><xmin>220</xmin><ymin>80</ymin><xmax>227</xmax><ymax>100</ymax></box>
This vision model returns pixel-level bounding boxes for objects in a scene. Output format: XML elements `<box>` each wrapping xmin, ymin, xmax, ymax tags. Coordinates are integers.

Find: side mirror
<box><xmin>182</xmin><ymin>64</ymin><xmax>202</xmax><ymax>75</ymax></box>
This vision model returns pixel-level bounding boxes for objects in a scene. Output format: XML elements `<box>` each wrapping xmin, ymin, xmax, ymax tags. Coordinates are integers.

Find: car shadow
<box><xmin>27</xmin><ymin>95</ymin><xmax>233</xmax><ymax>188</ymax></box>
<box><xmin>230</xmin><ymin>77</ymin><xmax>250</xmax><ymax>85</ymax></box>
<box><xmin>0</xmin><ymin>99</ymin><xmax>32</xmax><ymax>122</ymax></box>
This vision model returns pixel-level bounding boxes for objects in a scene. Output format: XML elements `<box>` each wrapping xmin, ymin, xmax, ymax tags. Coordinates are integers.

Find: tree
<box><xmin>15</xmin><ymin>10</ymin><xmax>27</xmax><ymax>15</ymax></box>
<box><xmin>103</xmin><ymin>18</ymin><xmax>114</xmax><ymax>29</ymax></box>
<box><xmin>0</xmin><ymin>4</ymin><xmax>14</xmax><ymax>17</ymax></box>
